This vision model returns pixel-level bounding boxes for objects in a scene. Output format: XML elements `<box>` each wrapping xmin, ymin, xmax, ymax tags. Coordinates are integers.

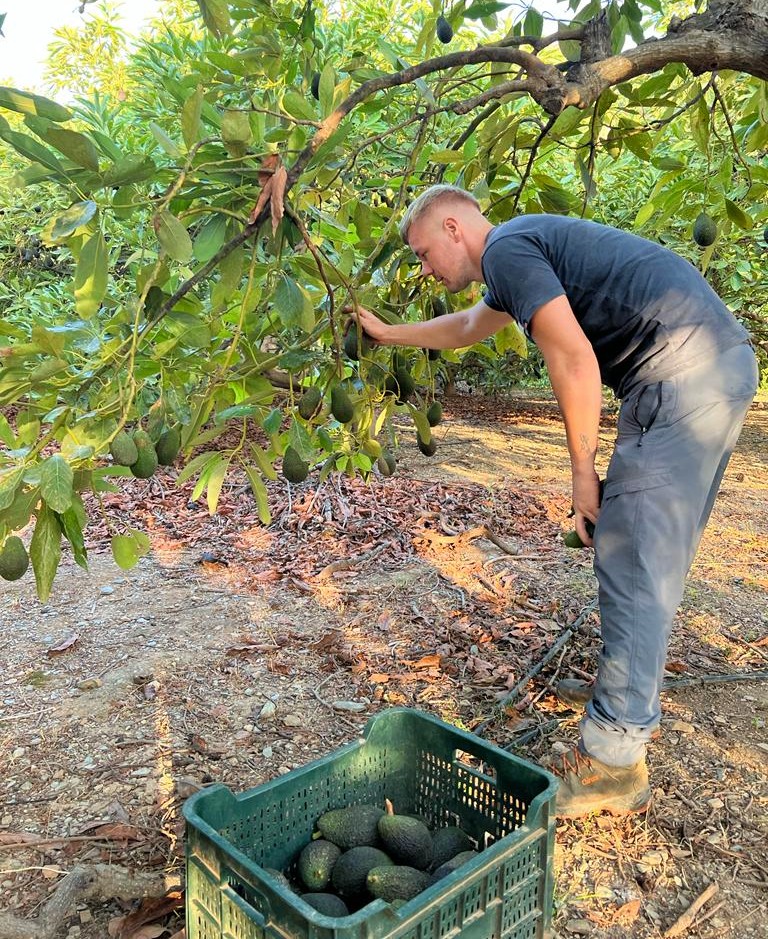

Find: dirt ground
<box><xmin>1</xmin><ymin>389</ymin><xmax>767</xmax><ymax>939</ymax></box>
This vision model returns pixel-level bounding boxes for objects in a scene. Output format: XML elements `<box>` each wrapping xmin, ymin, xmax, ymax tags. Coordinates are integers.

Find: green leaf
<box><xmin>634</xmin><ymin>200</ymin><xmax>655</xmax><ymax>227</ymax></box>
<box><xmin>724</xmin><ymin>199</ymin><xmax>753</xmax><ymax>230</ymax></box>
<box><xmin>282</xmin><ymin>90</ymin><xmax>317</xmax><ymax>122</ymax></box>
<box><xmin>206</xmin><ymin>456</ymin><xmax>230</xmax><ymax>514</ymax></box>
<box><xmin>182</xmin><ymin>86</ymin><xmax>204</xmax><ymax>149</ymax></box>
<box><xmin>249</xmin><ymin>444</ymin><xmax>278</xmax><ymax>481</ymax></box>
<box><xmin>195</xmin><ymin>0</ymin><xmax>231</xmax><ymax>37</ymax></box>
<box><xmin>464</xmin><ymin>1</ymin><xmax>509</xmax><ymax>17</ymax></box>
<box><xmin>263</xmin><ymin>408</ymin><xmax>283</xmax><ymax>435</ymax></box>
<box><xmin>493</xmin><ymin>322</ymin><xmax>528</xmax><ymax>358</ymax></box>
<box><xmin>274</xmin><ymin>274</ymin><xmax>314</xmax><ymax>330</ymax></box>
<box><xmin>0</xmin><ymin>467</ymin><xmax>24</xmax><ymax>511</ymax></box>
<box><xmin>42</xmin><ymin>127</ymin><xmax>100</xmax><ymax>172</ymax></box>
<box><xmin>407</xmin><ymin>404</ymin><xmax>431</xmax><ymax>441</ymax></box>
<box><xmin>57</xmin><ymin>504</ymin><xmax>88</xmax><ymax>569</ymax></box>
<box><xmin>155</xmin><ymin>210</ymin><xmax>193</xmax><ymax>262</ymax></box>
<box><xmin>111</xmin><ymin>534</ymin><xmax>140</xmax><ymax>570</ymax></box>
<box><xmin>0</xmin><ymin>125</ymin><xmax>64</xmax><ymax>173</ymax></box>
<box><xmin>100</xmin><ymin>154</ymin><xmax>156</xmax><ymax>187</ymax></box>
<box><xmin>74</xmin><ymin>231</ymin><xmax>109</xmax><ymax>319</ymax></box>
<box><xmin>0</xmin><ymin>485</ymin><xmax>39</xmax><ymax>532</ymax></box>
<box><xmin>318</xmin><ymin>62</ymin><xmax>336</xmax><ymax>118</ymax></box>
<box><xmin>690</xmin><ymin>96</ymin><xmax>710</xmax><ymax>155</ymax></box>
<box><xmin>40</xmin><ymin>455</ymin><xmax>74</xmax><ymax>514</ymax></box>
<box><xmin>244</xmin><ymin>466</ymin><xmax>271</xmax><ymax>524</ymax></box>
<box><xmin>50</xmin><ymin>200</ymin><xmax>98</xmax><ymax>241</ymax></box>
<box><xmin>523</xmin><ymin>6</ymin><xmax>544</xmax><ymax>36</ymax></box>
<box><xmin>0</xmin><ymin>86</ymin><xmax>72</xmax><ymax>121</ymax></box>
<box><xmin>193</xmin><ymin>213</ymin><xmax>227</xmax><ymax>263</ymax></box>
<box><xmin>430</xmin><ymin>149</ymin><xmax>464</xmax><ymax>163</ymax></box>
<box><xmin>30</xmin><ymin>504</ymin><xmax>62</xmax><ymax>602</ymax></box>
<box><xmin>287</xmin><ymin>419</ymin><xmax>314</xmax><ymax>462</ymax></box>
<box><xmin>149</xmin><ymin>122</ymin><xmax>182</xmax><ymax>158</ymax></box>
<box><xmin>221</xmin><ymin>110</ymin><xmax>252</xmax><ymax>156</ymax></box>
<box><xmin>176</xmin><ymin>451</ymin><xmax>220</xmax><ymax>486</ymax></box>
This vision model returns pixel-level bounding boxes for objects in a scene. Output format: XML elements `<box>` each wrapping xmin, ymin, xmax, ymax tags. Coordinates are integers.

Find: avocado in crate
<box><xmin>183</xmin><ymin>707</ymin><xmax>557</xmax><ymax>939</ymax></box>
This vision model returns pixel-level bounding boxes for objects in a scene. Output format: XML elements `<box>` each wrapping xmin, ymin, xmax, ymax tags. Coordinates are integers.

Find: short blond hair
<box><xmin>399</xmin><ymin>185</ymin><xmax>480</xmax><ymax>243</ymax></box>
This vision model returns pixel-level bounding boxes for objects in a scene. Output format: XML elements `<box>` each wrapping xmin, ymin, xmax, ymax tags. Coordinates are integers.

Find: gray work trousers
<box><xmin>581</xmin><ymin>340</ymin><xmax>759</xmax><ymax>767</ymax></box>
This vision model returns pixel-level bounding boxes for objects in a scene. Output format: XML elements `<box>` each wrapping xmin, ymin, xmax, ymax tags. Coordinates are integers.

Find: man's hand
<box><xmin>349</xmin><ymin>306</ymin><xmax>393</xmax><ymax>345</ymax></box>
<box><xmin>572</xmin><ymin>469</ymin><xmax>601</xmax><ymax>546</ymax></box>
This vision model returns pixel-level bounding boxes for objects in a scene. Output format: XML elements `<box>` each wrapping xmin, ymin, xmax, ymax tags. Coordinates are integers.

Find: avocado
<box><xmin>417</xmin><ymin>433</ymin><xmax>437</xmax><ymax>457</ymax></box>
<box><xmin>376</xmin><ymin>450</ymin><xmax>396</xmax><ymax>477</ymax></box>
<box><xmin>110</xmin><ymin>430</ymin><xmax>139</xmax><ymax>466</ymax></box>
<box><xmin>430</xmin><ymin>298</ymin><xmax>447</xmax><ymax>318</ymax></box>
<box><xmin>310</xmin><ymin>72</ymin><xmax>321</xmax><ymax>100</ymax></box>
<box><xmin>301</xmin><ymin>893</ymin><xmax>349</xmax><ymax>917</ymax></box>
<box><xmin>298</xmin><ymin>385</ymin><xmax>322</xmax><ymax>420</ymax></box>
<box><xmin>343</xmin><ymin>325</ymin><xmax>371</xmax><ymax>361</ymax></box>
<box><xmin>426</xmin><ymin>401</ymin><xmax>442</xmax><ymax>427</ymax></box>
<box><xmin>130</xmin><ymin>430</ymin><xmax>158</xmax><ymax>479</ymax></box>
<box><xmin>428</xmin><ymin>348</ymin><xmax>441</xmax><ymax>361</ymax></box>
<box><xmin>436</xmin><ymin>14</ymin><xmax>453</xmax><ymax>43</ymax></box>
<box><xmin>317</xmin><ymin>804</ymin><xmax>385</xmax><ymax>850</ymax></box>
<box><xmin>428</xmin><ymin>850</ymin><xmax>479</xmax><ymax>885</ymax></box>
<box><xmin>298</xmin><ymin>839</ymin><xmax>342</xmax><ymax>891</ymax></box>
<box><xmin>377</xmin><ymin>804</ymin><xmax>433</xmax><ymax>870</ymax></box>
<box><xmin>282</xmin><ymin>445</ymin><xmax>309</xmax><ymax>483</ymax></box>
<box><xmin>693</xmin><ymin>212</ymin><xmax>717</xmax><ymax>247</ymax></box>
<box><xmin>331</xmin><ymin>846</ymin><xmax>393</xmax><ymax>898</ymax></box>
<box><xmin>563</xmin><ymin>529</ymin><xmax>585</xmax><ymax>549</ymax></box>
<box><xmin>0</xmin><ymin>536</ymin><xmax>29</xmax><ymax>582</ymax></box>
<box><xmin>430</xmin><ymin>827</ymin><xmax>473</xmax><ymax>871</ymax></box>
<box><xmin>394</xmin><ymin>368</ymin><xmax>415</xmax><ymax>404</ymax></box>
<box><xmin>155</xmin><ymin>425</ymin><xmax>181</xmax><ymax>466</ymax></box>
<box><xmin>362</xmin><ymin>437</ymin><xmax>383</xmax><ymax>459</ymax></box>
<box><xmin>366</xmin><ymin>865</ymin><xmax>430</xmax><ymax>902</ymax></box>
<box><xmin>330</xmin><ymin>386</ymin><xmax>354</xmax><ymax>424</ymax></box>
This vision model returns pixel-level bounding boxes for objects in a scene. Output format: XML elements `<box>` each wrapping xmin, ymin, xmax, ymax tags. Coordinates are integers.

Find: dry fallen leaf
<box><xmin>111</xmin><ymin>890</ymin><xmax>185</xmax><ymax>939</ymax></box>
<box><xmin>47</xmin><ymin>633</ymin><xmax>80</xmax><ymax>655</ymax></box>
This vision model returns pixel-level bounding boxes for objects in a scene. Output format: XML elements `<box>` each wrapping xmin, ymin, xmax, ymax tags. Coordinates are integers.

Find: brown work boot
<box><xmin>551</xmin><ymin>746</ymin><xmax>651</xmax><ymax>818</ymax></box>
<box><xmin>555</xmin><ymin>677</ymin><xmax>594</xmax><ymax>708</ymax></box>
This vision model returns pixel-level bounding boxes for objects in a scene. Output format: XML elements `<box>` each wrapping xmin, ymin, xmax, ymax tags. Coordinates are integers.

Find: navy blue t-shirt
<box><xmin>481</xmin><ymin>215</ymin><xmax>749</xmax><ymax>396</ymax></box>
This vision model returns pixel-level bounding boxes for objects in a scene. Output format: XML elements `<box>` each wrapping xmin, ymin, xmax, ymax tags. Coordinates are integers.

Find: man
<box><xmin>354</xmin><ymin>184</ymin><xmax>758</xmax><ymax>818</ymax></box>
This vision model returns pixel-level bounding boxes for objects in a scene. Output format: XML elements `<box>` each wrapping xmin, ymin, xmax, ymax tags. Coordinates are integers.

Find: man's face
<box><xmin>407</xmin><ymin>209</ymin><xmax>475</xmax><ymax>293</ymax></box>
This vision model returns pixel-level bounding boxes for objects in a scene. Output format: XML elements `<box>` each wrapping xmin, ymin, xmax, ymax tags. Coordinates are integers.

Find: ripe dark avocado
<box><xmin>394</xmin><ymin>368</ymin><xmax>415</xmax><ymax>404</ymax></box>
<box><xmin>130</xmin><ymin>430</ymin><xmax>159</xmax><ymax>479</ymax></box>
<box><xmin>298</xmin><ymin>839</ymin><xmax>342</xmax><ymax>891</ymax></box>
<box><xmin>428</xmin><ymin>849</ymin><xmax>479</xmax><ymax>885</ymax></box>
<box><xmin>426</xmin><ymin>401</ymin><xmax>442</xmax><ymax>426</ymax></box>
<box><xmin>693</xmin><ymin>212</ymin><xmax>717</xmax><ymax>247</ymax></box>
<box><xmin>301</xmin><ymin>893</ymin><xmax>349</xmax><ymax>917</ymax></box>
<box><xmin>282</xmin><ymin>445</ymin><xmax>309</xmax><ymax>483</ymax></box>
<box><xmin>155</xmin><ymin>425</ymin><xmax>181</xmax><ymax>466</ymax></box>
<box><xmin>331</xmin><ymin>846</ymin><xmax>393</xmax><ymax>898</ymax></box>
<box><xmin>0</xmin><ymin>536</ymin><xmax>29</xmax><ymax>582</ymax></box>
<box><xmin>430</xmin><ymin>827</ymin><xmax>474</xmax><ymax>871</ymax></box>
<box><xmin>428</xmin><ymin>348</ymin><xmax>441</xmax><ymax>361</ymax></box>
<box><xmin>330</xmin><ymin>386</ymin><xmax>354</xmax><ymax>424</ymax></box>
<box><xmin>366</xmin><ymin>865</ymin><xmax>430</xmax><ymax>902</ymax></box>
<box><xmin>317</xmin><ymin>804</ymin><xmax>385</xmax><ymax>850</ymax></box>
<box><xmin>110</xmin><ymin>430</ymin><xmax>139</xmax><ymax>467</ymax></box>
<box><xmin>436</xmin><ymin>14</ymin><xmax>453</xmax><ymax>43</ymax></box>
<box><xmin>417</xmin><ymin>434</ymin><xmax>437</xmax><ymax>457</ymax></box>
<box><xmin>298</xmin><ymin>385</ymin><xmax>322</xmax><ymax>420</ymax></box>
<box><xmin>310</xmin><ymin>72</ymin><xmax>321</xmax><ymax>100</ymax></box>
<box><xmin>430</xmin><ymin>297</ymin><xmax>447</xmax><ymax>318</ymax></box>
<box><xmin>264</xmin><ymin>868</ymin><xmax>293</xmax><ymax>890</ymax></box>
<box><xmin>343</xmin><ymin>324</ymin><xmax>371</xmax><ymax>361</ymax></box>
<box><xmin>377</xmin><ymin>450</ymin><xmax>397</xmax><ymax>477</ymax></box>
<box><xmin>377</xmin><ymin>808</ymin><xmax>433</xmax><ymax>870</ymax></box>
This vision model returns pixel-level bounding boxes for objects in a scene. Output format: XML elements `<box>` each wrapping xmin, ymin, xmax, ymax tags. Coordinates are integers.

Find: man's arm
<box><xmin>529</xmin><ymin>294</ymin><xmax>603</xmax><ymax>546</ymax></box>
<box><xmin>354</xmin><ymin>300</ymin><xmax>510</xmax><ymax>349</ymax></box>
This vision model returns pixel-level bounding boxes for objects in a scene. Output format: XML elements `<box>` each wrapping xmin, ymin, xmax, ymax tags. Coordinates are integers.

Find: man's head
<box><xmin>399</xmin><ymin>185</ymin><xmax>490</xmax><ymax>293</ymax></box>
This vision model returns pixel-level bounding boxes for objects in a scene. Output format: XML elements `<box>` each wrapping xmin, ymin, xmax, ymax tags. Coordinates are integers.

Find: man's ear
<box><xmin>443</xmin><ymin>216</ymin><xmax>461</xmax><ymax>241</ymax></box>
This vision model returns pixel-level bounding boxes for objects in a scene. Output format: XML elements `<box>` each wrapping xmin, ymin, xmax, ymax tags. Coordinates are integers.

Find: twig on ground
<box><xmin>0</xmin><ymin>864</ymin><xmax>178</xmax><ymax>939</ymax></box>
<box><xmin>663</xmin><ymin>881</ymin><xmax>719</xmax><ymax>937</ymax></box>
<box><xmin>315</xmin><ymin>542</ymin><xmax>390</xmax><ymax>580</ymax></box>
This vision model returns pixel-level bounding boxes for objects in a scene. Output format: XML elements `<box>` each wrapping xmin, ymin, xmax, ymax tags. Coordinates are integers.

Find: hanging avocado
<box><xmin>693</xmin><ymin>212</ymin><xmax>717</xmax><ymax>247</ymax></box>
<box><xmin>426</xmin><ymin>401</ymin><xmax>443</xmax><ymax>427</ymax></box>
<box><xmin>0</xmin><ymin>536</ymin><xmax>29</xmax><ymax>582</ymax></box>
<box><xmin>330</xmin><ymin>386</ymin><xmax>354</xmax><ymax>423</ymax></box>
<box><xmin>436</xmin><ymin>14</ymin><xmax>453</xmax><ymax>43</ymax></box>
<box><xmin>417</xmin><ymin>434</ymin><xmax>437</xmax><ymax>457</ymax></box>
<box><xmin>155</xmin><ymin>425</ymin><xmax>182</xmax><ymax>466</ymax></box>
<box><xmin>282</xmin><ymin>445</ymin><xmax>309</xmax><ymax>483</ymax></box>
<box><xmin>310</xmin><ymin>72</ymin><xmax>321</xmax><ymax>100</ymax></box>
<box><xmin>377</xmin><ymin>450</ymin><xmax>397</xmax><ymax>476</ymax></box>
<box><xmin>343</xmin><ymin>324</ymin><xmax>372</xmax><ymax>361</ymax></box>
<box><xmin>130</xmin><ymin>430</ymin><xmax>159</xmax><ymax>479</ymax></box>
<box><xmin>298</xmin><ymin>385</ymin><xmax>323</xmax><ymax>420</ymax></box>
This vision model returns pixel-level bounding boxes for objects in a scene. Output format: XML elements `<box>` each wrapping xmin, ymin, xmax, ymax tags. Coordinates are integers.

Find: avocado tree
<box><xmin>0</xmin><ymin>0</ymin><xmax>766</xmax><ymax>598</ymax></box>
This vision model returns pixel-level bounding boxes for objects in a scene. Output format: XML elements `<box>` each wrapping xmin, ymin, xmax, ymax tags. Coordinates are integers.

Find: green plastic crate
<box><xmin>183</xmin><ymin>707</ymin><xmax>557</xmax><ymax>939</ymax></box>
